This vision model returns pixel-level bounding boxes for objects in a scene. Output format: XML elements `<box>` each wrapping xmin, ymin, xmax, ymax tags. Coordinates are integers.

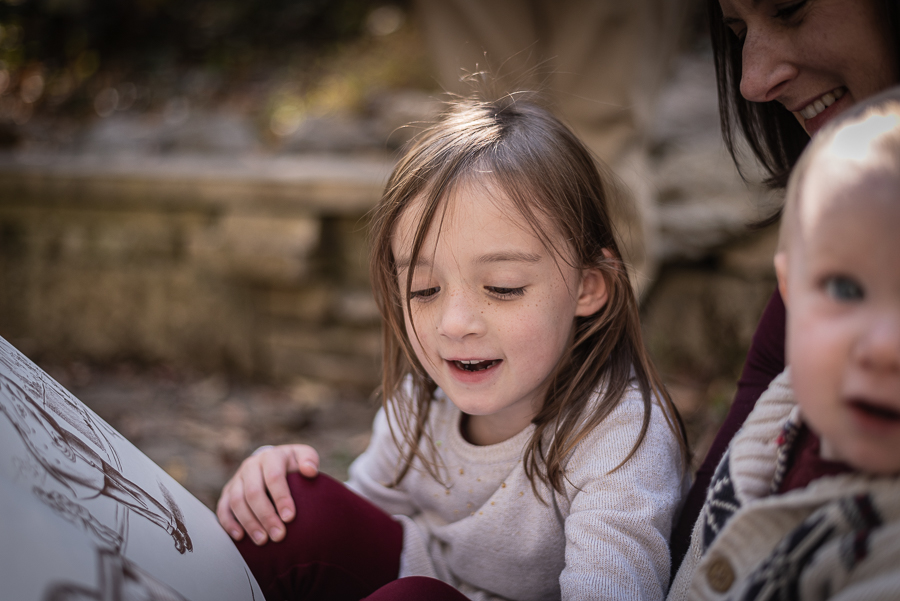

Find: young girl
<box><xmin>217</xmin><ymin>94</ymin><xmax>690</xmax><ymax>601</ymax></box>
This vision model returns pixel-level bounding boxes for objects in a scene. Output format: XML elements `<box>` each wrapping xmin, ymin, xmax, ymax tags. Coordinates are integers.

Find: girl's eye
<box><xmin>774</xmin><ymin>0</ymin><xmax>807</xmax><ymax>20</ymax></box>
<box><xmin>824</xmin><ymin>276</ymin><xmax>864</xmax><ymax>302</ymax></box>
<box><xmin>409</xmin><ymin>286</ymin><xmax>440</xmax><ymax>300</ymax></box>
<box><xmin>486</xmin><ymin>286</ymin><xmax>526</xmax><ymax>298</ymax></box>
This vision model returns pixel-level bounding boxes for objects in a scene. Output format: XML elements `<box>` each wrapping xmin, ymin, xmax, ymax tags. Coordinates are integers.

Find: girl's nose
<box><xmin>739</xmin><ymin>29</ymin><xmax>798</xmax><ymax>103</ymax></box>
<box><xmin>854</xmin><ymin>315</ymin><xmax>900</xmax><ymax>373</ymax></box>
<box><xmin>438</xmin><ymin>290</ymin><xmax>486</xmax><ymax>340</ymax></box>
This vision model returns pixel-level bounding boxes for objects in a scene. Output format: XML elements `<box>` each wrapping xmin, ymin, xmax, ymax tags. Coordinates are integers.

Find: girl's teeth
<box><xmin>455</xmin><ymin>360</ymin><xmax>498</xmax><ymax>372</ymax></box>
<box><xmin>800</xmin><ymin>88</ymin><xmax>845</xmax><ymax>120</ymax></box>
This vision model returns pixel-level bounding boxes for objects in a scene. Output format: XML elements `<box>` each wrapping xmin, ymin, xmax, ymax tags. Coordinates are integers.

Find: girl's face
<box><xmin>719</xmin><ymin>0</ymin><xmax>897</xmax><ymax>135</ymax></box>
<box><xmin>391</xmin><ymin>182</ymin><xmax>606</xmax><ymax>446</ymax></box>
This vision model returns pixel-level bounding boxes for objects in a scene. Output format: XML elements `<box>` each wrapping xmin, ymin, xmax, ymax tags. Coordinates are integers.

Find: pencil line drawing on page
<box><xmin>0</xmin><ymin>336</ymin><xmax>262</xmax><ymax>601</ymax></box>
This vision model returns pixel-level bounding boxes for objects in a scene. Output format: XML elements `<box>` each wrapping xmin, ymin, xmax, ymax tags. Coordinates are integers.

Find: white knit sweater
<box><xmin>346</xmin><ymin>383</ymin><xmax>688</xmax><ymax>601</ymax></box>
<box><xmin>668</xmin><ymin>369</ymin><xmax>900</xmax><ymax>601</ymax></box>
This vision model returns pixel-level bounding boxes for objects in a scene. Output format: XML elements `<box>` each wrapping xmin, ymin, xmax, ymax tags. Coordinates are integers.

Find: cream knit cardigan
<box><xmin>346</xmin><ymin>383</ymin><xmax>687</xmax><ymax>601</ymax></box>
<box><xmin>668</xmin><ymin>369</ymin><xmax>900</xmax><ymax>601</ymax></box>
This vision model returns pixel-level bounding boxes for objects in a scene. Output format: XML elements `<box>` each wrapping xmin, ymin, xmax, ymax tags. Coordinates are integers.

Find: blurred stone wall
<box><xmin>638</xmin><ymin>50</ymin><xmax>782</xmax><ymax>449</ymax></box>
<box><xmin>0</xmin><ymin>46</ymin><xmax>785</xmax><ymax>423</ymax></box>
<box><xmin>0</xmin><ymin>154</ymin><xmax>390</xmax><ymax>387</ymax></box>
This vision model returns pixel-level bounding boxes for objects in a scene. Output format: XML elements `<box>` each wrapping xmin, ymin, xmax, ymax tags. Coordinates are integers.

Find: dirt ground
<box><xmin>43</xmin><ymin>360</ymin><xmax>378</xmax><ymax>510</ymax></box>
<box><xmin>41</xmin><ymin>359</ymin><xmax>724</xmax><ymax>512</ymax></box>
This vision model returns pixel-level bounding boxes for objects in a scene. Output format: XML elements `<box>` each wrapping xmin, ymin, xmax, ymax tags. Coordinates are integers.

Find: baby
<box><xmin>669</xmin><ymin>89</ymin><xmax>900</xmax><ymax>600</ymax></box>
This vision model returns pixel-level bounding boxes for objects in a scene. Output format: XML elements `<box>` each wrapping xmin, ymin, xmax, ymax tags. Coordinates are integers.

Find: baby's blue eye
<box><xmin>825</xmin><ymin>276</ymin><xmax>864</xmax><ymax>301</ymax></box>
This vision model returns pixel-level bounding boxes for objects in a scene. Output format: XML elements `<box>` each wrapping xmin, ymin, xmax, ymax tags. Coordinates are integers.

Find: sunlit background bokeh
<box><xmin>0</xmin><ymin>0</ymin><xmax>779</xmax><ymax>507</ymax></box>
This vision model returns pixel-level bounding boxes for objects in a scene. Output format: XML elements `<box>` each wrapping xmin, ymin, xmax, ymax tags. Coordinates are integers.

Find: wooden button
<box><xmin>706</xmin><ymin>556</ymin><xmax>735</xmax><ymax>593</ymax></box>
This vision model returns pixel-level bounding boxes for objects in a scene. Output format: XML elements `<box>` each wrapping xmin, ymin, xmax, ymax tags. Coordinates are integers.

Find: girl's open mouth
<box><xmin>453</xmin><ymin>359</ymin><xmax>501</xmax><ymax>372</ymax></box>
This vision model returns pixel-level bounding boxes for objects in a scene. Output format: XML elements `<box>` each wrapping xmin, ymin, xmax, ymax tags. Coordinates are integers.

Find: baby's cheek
<box><xmin>789</xmin><ymin>345</ymin><xmax>827</xmax><ymax>413</ymax></box>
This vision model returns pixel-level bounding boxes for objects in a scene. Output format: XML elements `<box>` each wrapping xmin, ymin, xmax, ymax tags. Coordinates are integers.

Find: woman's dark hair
<box><xmin>707</xmin><ymin>0</ymin><xmax>900</xmax><ymax>191</ymax></box>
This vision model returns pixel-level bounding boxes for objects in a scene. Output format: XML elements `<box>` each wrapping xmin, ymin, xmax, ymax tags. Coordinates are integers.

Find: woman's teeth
<box><xmin>800</xmin><ymin>88</ymin><xmax>846</xmax><ymax>120</ymax></box>
<box><xmin>455</xmin><ymin>359</ymin><xmax>499</xmax><ymax>372</ymax></box>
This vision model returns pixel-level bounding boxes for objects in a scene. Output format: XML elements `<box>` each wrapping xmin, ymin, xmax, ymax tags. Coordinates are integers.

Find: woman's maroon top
<box><xmin>669</xmin><ymin>287</ymin><xmax>786</xmax><ymax>578</ymax></box>
<box><xmin>776</xmin><ymin>424</ymin><xmax>854</xmax><ymax>494</ymax></box>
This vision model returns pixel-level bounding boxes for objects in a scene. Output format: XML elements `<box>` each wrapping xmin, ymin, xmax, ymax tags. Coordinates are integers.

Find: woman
<box><xmin>669</xmin><ymin>0</ymin><xmax>900</xmax><ymax>577</ymax></box>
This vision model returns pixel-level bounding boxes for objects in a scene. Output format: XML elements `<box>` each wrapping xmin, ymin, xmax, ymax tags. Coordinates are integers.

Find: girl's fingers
<box><xmin>240</xmin><ymin>459</ymin><xmax>283</xmax><ymax>544</ymax></box>
<box><xmin>290</xmin><ymin>444</ymin><xmax>320</xmax><ymax>479</ymax></box>
<box><xmin>260</xmin><ymin>445</ymin><xmax>319</xmax><ymax>529</ymax></box>
<box><xmin>216</xmin><ymin>444</ymin><xmax>322</xmax><ymax>545</ymax></box>
<box><xmin>230</xmin><ymin>495</ymin><xmax>270</xmax><ymax>546</ymax></box>
<box><xmin>220</xmin><ymin>473</ymin><xmax>269</xmax><ymax>545</ymax></box>
<box><xmin>216</xmin><ymin>484</ymin><xmax>246</xmax><ymax>541</ymax></box>
<box><xmin>258</xmin><ymin>457</ymin><xmax>292</xmax><ymax>541</ymax></box>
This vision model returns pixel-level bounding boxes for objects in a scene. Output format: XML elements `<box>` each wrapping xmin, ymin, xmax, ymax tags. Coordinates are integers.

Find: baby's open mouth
<box><xmin>454</xmin><ymin>359</ymin><xmax>500</xmax><ymax>372</ymax></box>
<box><xmin>849</xmin><ymin>398</ymin><xmax>900</xmax><ymax>422</ymax></box>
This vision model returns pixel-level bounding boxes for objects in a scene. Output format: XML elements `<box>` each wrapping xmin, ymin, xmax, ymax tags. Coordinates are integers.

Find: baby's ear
<box><xmin>774</xmin><ymin>252</ymin><xmax>789</xmax><ymax>309</ymax></box>
<box><xmin>575</xmin><ymin>267</ymin><xmax>608</xmax><ymax>317</ymax></box>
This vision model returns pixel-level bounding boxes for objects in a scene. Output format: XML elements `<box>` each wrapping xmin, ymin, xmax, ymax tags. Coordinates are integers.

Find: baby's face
<box><xmin>778</xmin><ymin>153</ymin><xmax>900</xmax><ymax>474</ymax></box>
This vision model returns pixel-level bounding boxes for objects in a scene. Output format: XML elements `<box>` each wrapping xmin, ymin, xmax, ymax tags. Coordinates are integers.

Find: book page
<box><xmin>0</xmin><ymin>336</ymin><xmax>262</xmax><ymax>601</ymax></box>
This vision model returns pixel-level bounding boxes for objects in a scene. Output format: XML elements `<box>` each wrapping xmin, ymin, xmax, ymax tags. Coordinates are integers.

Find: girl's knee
<box><xmin>362</xmin><ymin>577</ymin><xmax>467</xmax><ymax>601</ymax></box>
<box><xmin>238</xmin><ymin>472</ymin><xmax>403</xmax><ymax>600</ymax></box>
<box><xmin>289</xmin><ymin>473</ymin><xmax>402</xmax><ymax>563</ymax></box>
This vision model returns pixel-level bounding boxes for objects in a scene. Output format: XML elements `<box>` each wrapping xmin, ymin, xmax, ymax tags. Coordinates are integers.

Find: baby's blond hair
<box><xmin>781</xmin><ymin>87</ymin><xmax>900</xmax><ymax>252</ymax></box>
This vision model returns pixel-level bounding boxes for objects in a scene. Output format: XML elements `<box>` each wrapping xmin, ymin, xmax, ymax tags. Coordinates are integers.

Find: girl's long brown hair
<box><xmin>368</xmin><ymin>93</ymin><xmax>689</xmax><ymax>495</ymax></box>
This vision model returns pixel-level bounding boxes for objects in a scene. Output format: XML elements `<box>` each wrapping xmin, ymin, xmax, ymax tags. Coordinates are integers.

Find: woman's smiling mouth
<box><xmin>799</xmin><ymin>87</ymin><xmax>846</xmax><ymax>120</ymax></box>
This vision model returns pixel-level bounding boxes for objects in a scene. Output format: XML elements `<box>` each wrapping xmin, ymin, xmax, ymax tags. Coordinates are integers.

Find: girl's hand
<box><xmin>216</xmin><ymin>444</ymin><xmax>320</xmax><ymax>545</ymax></box>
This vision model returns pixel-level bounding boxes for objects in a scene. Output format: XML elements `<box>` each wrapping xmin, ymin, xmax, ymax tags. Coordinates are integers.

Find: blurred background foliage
<box><xmin>0</xmin><ymin>1</ymin><xmax>777</xmax><ymax>490</ymax></box>
<box><xmin>0</xmin><ymin>0</ymin><xmax>432</xmax><ymax>141</ymax></box>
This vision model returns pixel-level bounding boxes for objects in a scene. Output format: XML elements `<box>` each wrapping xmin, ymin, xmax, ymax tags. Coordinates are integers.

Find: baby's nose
<box><xmin>855</xmin><ymin>314</ymin><xmax>900</xmax><ymax>372</ymax></box>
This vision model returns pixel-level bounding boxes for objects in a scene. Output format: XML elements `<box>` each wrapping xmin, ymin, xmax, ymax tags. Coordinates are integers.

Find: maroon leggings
<box><xmin>235</xmin><ymin>472</ymin><xmax>465</xmax><ymax>601</ymax></box>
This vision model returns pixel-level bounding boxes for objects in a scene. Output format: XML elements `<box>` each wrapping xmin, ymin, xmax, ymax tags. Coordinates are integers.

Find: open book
<box><xmin>0</xmin><ymin>336</ymin><xmax>263</xmax><ymax>601</ymax></box>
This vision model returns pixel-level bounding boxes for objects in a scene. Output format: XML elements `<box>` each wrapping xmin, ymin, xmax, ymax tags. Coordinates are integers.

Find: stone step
<box><xmin>0</xmin><ymin>151</ymin><xmax>395</xmax><ymax>214</ymax></box>
<box><xmin>0</xmin><ymin>151</ymin><xmax>393</xmax><ymax>387</ymax></box>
